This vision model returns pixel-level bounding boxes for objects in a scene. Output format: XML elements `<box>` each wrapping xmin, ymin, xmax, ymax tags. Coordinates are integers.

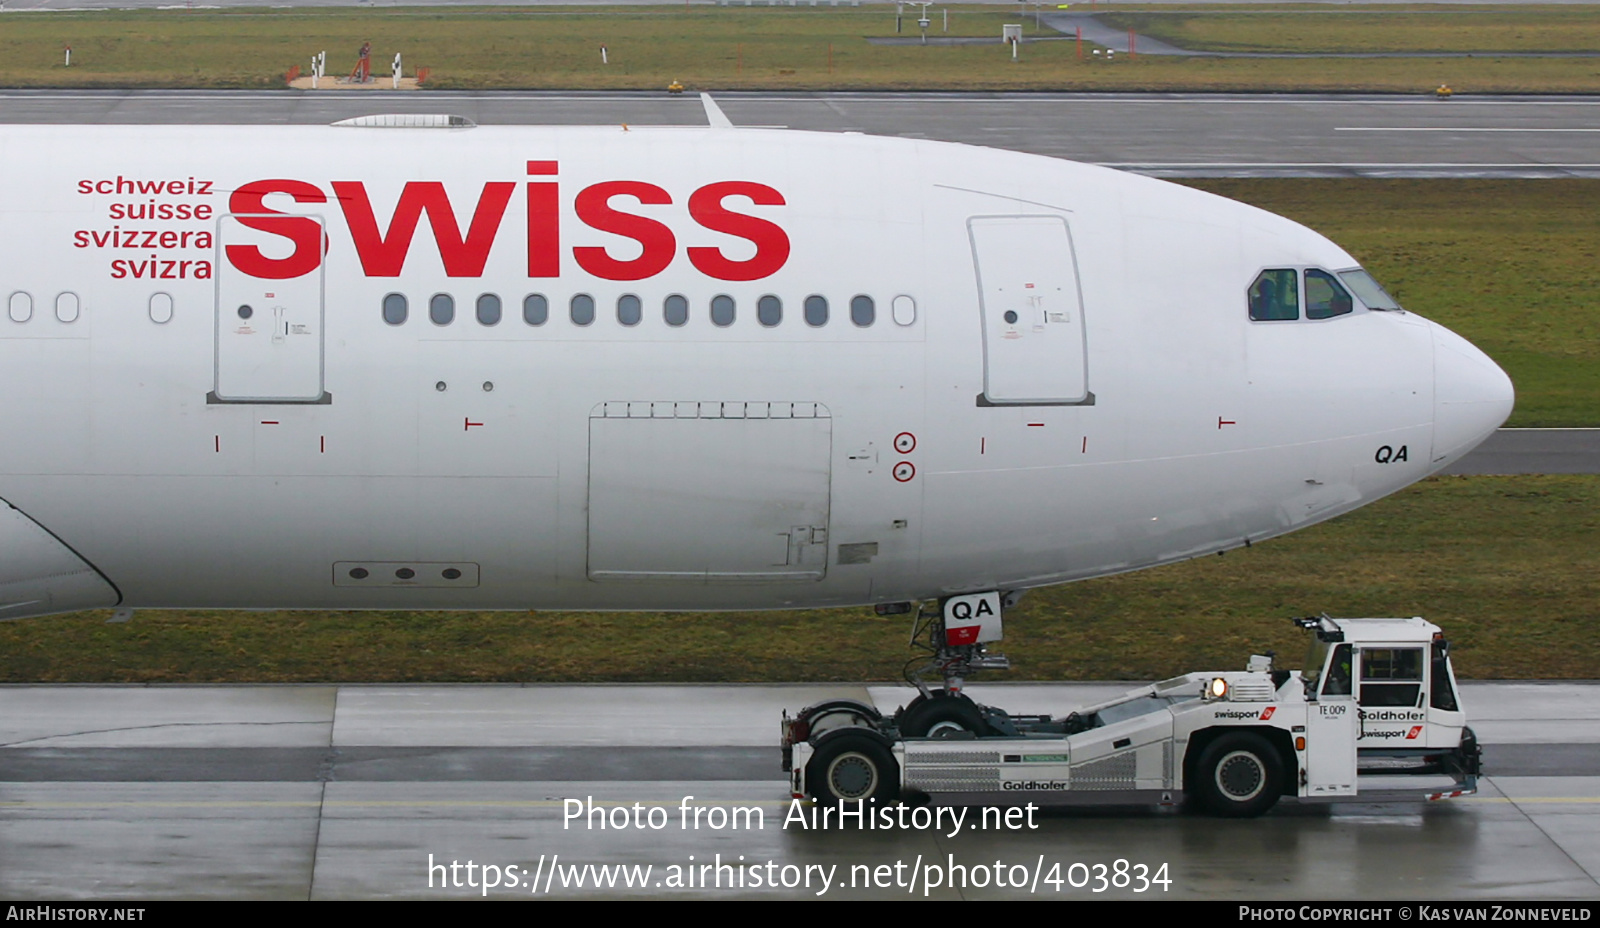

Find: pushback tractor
<box><xmin>782</xmin><ymin>603</ymin><xmax>1480</xmax><ymax>817</ymax></box>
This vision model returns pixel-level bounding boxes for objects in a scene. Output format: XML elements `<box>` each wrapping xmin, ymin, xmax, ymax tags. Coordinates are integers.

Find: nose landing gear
<box><xmin>895</xmin><ymin>592</ymin><xmax>1018</xmax><ymax>737</ymax></box>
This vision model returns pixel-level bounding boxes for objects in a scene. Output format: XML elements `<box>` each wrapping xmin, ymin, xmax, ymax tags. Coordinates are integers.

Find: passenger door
<box><xmin>967</xmin><ymin>215</ymin><xmax>1090</xmax><ymax>405</ymax></box>
<box><xmin>212</xmin><ymin>213</ymin><xmax>327</xmax><ymax>403</ymax></box>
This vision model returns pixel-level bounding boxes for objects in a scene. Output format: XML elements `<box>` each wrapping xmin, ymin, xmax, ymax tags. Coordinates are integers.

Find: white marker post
<box><xmin>64</xmin><ymin>46</ymin><xmax>71</xmax><ymax>67</ymax></box>
<box><xmin>911</xmin><ymin>0</ymin><xmax>931</xmax><ymax>44</ymax></box>
<box><xmin>1003</xmin><ymin>24</ymin><xmax>1021</xmax><ymax>61</ymax></box>
<box><xmin>392</xmin><ymin>52</ymin><xmax>402</xmax><ymax>88</ymax></box>
<box><xmin>601</xmin><ymin>45</ymin><xmax>608</xmax><ymax>65</ymax></box>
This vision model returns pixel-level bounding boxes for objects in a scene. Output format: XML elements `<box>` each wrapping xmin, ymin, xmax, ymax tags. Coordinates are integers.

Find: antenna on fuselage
<box><xmin>700</xmin><ymin>93</ymin><xmax>734</xmax><ymax>129</ymax></box>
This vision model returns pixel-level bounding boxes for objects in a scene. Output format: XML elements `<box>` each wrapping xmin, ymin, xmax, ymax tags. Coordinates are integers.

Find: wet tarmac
<box><xmin>2</xmin><ymin>682</ymin><xmax>1597</xmax><ymax>899</ymax></box>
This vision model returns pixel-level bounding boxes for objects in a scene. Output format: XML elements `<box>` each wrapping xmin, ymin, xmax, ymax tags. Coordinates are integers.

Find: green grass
<box><xmin>3</xmin><ymin>476</ymin><xmax>1595</xmax><ymax>682</ymax></box>
<box><xmin>0</xmin><ymin>6</ymin><xmax>1597</xmax><ymax>92</ymax></box>
<box><xmin>1102</xmin><ymin>6</ymin><xmax>1600</xmax><ymax>54</ymax></box>
<box><xmin>1182</xmin><ymin>179</ymin><xmax>1600</xmax><ymax>428</ymax></box>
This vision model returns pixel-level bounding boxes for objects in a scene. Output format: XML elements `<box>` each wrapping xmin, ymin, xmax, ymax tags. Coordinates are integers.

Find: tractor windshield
<box><xmin>1302</xmin><ymin>636</ymin><xmax>1331</xmax><ymax>691</ymax></box>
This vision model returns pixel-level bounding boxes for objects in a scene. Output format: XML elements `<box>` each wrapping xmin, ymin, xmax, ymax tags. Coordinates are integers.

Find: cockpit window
<box><xmin>1338</xmin><ymin>268</ymin><xmax>1403</xmax><ymax>311</ymax></box>
<box><xmin>1248</xmin><ymin>269</ymin><xmax>1298</xmax><ymax>321</ymax></box>
<box><xmin>1305</xmin><ymin>269</ymin><xmax>1354</xmax><ymax>320</ymax></box>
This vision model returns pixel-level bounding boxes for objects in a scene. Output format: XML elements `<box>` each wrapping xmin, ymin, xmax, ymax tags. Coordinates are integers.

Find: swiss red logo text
<box><xmin>226</xmin><ymin>165</ymin><xmax>790</xmax><ymax>283</ymax></box>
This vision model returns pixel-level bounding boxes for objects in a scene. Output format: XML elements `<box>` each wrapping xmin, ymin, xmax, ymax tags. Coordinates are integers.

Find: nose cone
<box><xmin>1431</xmin><ymin>321</ymin><xmax>1515</xmax><ymax>467</ymax></box>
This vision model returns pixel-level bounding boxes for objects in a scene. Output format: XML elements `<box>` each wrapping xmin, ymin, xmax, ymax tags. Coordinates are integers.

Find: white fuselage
<box><xmin>0</xmin><ymin>124</ymin><xmax>1513</xmax><ymax>618</ymax></box>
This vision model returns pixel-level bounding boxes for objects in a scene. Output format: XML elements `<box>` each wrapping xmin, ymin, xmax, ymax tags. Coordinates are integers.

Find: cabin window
<box><xmin>617</xmin><ymin>294</ymin><xmax>642</xmax><ymax>327</ymax></box>
<box><xmin>148</xmin><ymin>293</ymin><xmax>174</xmax><ymax>325</ymax></box>
<box><xmin>571</xmin><ymin>293</ymin><xmax>595</xmax><ymax>326</ymax></box>
<box><xmin>382</xmin><ymin>293</ymin><xmax>407</xmax><ymax>325</ymax></box>
<box><xmin>8</xmin><ymin>291</ymin><xmax>32</xmax><ymax>324</ymax></box>
<box><xmin>1359</xmin><ymin>647</ymin><xmax>1424</xmax><ymax>708</ymax></box>
<box><xmin>523</xmin><ymin>294</ymin><xmax>548</xmax><ymax>326</ymax></box>
<box><xmin>1248</xmin><ymin>269</ymin><xmax>1298</xmax><ymax>321</ymax></box>
<box><xmin>892</xmin><ymin>295</ymin><xmax>916</xmax><ymax>326</ymax></box>
<box><xmin>664</xmin><ymin>294</ymin><xmax>689</xmax><ymax>327</ymax></box>
<box><xmin>850</xmin><ymin>295</ymin><xmax>875</xmax><ymax>327</ymax></box>
<box><xmin>757</xmin><ymin>295</ymin><xmax>782</xmax><ymax>327</ymax></box>
<box><xmin>55</xmin><ymin>292</ymin><xmax>80</xmax><ymax>324</ymax></box>
<box><xmin>710</xmin><ymin>294</ymin><xmax>735</xmax><ymax>327</ymax></box>
<box><xmin>429</xmin><ymin>293</ymin><xmax>455</xmax><ymax>326</ymax></box>
<box><xmin>476</xmin><ymin>293</ymin><xmax>502</xmax><ymax>326</ymax></box>
<box><xmin>1306</xmin><ymin>269</ymin><xmax>1354</xmax><ymax>320</ymax></box>
<box><xmin>1339</xmin><ymin>268</ymin><xmax>1402</xmax><ymax>311</ymax></box>
<box><xmin>804</xmin><ymin>295</ymin><xmax>828</xmax><ymax>327</ymax></box>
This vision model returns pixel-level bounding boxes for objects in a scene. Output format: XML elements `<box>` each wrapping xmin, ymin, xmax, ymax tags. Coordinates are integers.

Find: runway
<box><xmin>2</xmin><ymin>90</ymin><xmax>1599</xmax><ymax>177</ymax></box>
<box><xmin>2</xmin><ymin>682</ymin><xmax>1597</xmax><ymax>899</ymax></box>
<box><xmin>1445</xmin><ymin>429</ymin><xmax>1600</xmax><ymax>475</ymax></box>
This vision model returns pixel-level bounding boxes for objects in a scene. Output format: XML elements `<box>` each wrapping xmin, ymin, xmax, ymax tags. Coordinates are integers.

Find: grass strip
<box><xmin>0</xmin><ymin>7</ymin><xmax>1596</xmax><ymax>92</ymax></box>
<box><xmin>1101</xmin><ymin>7</ymin><xmax>1600</xmax><ymax>55</ymax></box>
